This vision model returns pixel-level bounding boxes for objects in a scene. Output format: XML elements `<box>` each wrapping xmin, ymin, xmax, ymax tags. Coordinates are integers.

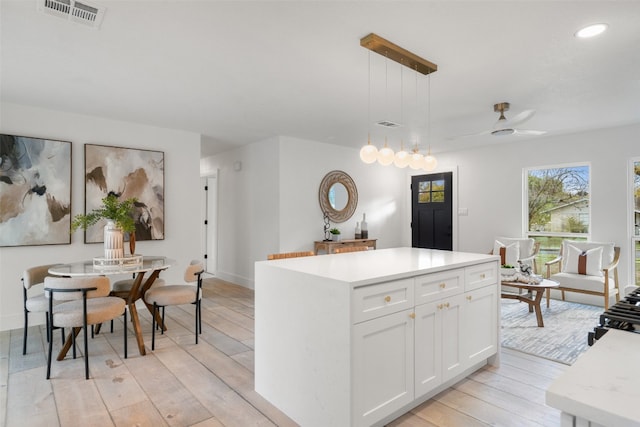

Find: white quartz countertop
<box><xmin>256</xmin><ymin>247</ymin><xmax>497</xmax><ymax>287</ymax></box>
<box><xmin>546</xmin><ymin>328</ymin><xmax>640</xmax><ymax>426</ymax></box>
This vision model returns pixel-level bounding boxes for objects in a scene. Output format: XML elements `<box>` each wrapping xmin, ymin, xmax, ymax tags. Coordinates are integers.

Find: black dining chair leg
<box><xmin>23</xmin><ymin>308</ymin><xmax>28</xmax><ymax>355</ymax></box>
<box><xmin>195</xmin><ymin>302</ymin><xmax>198</xmax><ymax>344</ymax></box>
<box><xmin>84</xmin><ymin>325</ymin><xmax>89</xmax><ymax>380</ymax></box>
<box><xmin>72</xmin><ymin>327</ymin><xmax>77</xmax><ymax>359</ymax></box>
<box><xmin>151</xmin><ymin>302</ymin><xmax>157</xmax><ymax>351</ymax></box>
<box><xmin>46</xmin><ymin>303</ymin><xmax>54</xmax><ymax>380</ymax></box>
<box><xmin>161</xmin><ymin>307</ymin><xmax>165</xmax><ymax>335</ymax></box>
<box><xmin>123</xmin><ymin>309</ymin><xmax>127</xmax><ymax>359</ymax></box>
<box><xmin>61</xmin><ymin>328</ymin><xmax>65</xmax><ymax>345</ymax></box>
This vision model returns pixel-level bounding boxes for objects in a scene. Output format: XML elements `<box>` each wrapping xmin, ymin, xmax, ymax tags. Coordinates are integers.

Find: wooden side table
<box><xmin>314</xmin><ymin>239</ymin><xmax>377</xmax><ymax>255</ymax></box>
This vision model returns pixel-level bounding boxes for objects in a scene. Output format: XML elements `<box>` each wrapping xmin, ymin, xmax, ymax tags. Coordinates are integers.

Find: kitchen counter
<box><xmin>546</xmin><ymin>328</ymin><xmax>640</xmax><ymax>426</ymax></box>
<box><xmin>260</xmin><ymin>246</ymin><xmax>497</xmax><ymax>287</ymax></box>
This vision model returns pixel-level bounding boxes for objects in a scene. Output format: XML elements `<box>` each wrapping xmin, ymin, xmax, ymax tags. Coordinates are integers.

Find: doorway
<box><xmin>202</xmin><ymin>174</ymin><xmax>218</xmax><ymax>275</ymax></box>
<box><xmin>411</xmin><ymin>172</ymin><xmax>453</xmax><ymax>250</ymax></box>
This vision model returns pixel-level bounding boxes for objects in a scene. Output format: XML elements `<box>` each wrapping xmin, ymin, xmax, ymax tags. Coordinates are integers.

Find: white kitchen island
<box><xmin>255</xmin><ymin>247</ymin><xmax>500</xmax><ymax>427</ymax></box>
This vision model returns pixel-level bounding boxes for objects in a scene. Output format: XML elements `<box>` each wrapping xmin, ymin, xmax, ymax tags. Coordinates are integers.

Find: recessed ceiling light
<box><xmin>575</xmin><ymin>23</ymin><xmax>608</xmax><ymax>38</ymax></box>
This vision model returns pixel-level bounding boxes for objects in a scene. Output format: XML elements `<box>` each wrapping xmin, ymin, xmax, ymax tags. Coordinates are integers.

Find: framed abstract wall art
<box><xmin>0</xmin><ymin>134</ymin><xmax>72</xmax><ymax>247</ymax></box>
<box><xmin>84</xmin><ymin>144</ymin><xmax>164</xmax><ymax>243</ymax></box>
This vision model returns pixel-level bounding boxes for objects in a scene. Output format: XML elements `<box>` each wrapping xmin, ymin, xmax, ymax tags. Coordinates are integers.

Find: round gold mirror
<box><xmin>319</xmin><ymin>170</ymin><xmax>358</xmax><ymax>223</ymax></box>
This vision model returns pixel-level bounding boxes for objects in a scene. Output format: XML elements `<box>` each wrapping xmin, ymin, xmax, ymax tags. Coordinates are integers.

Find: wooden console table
<box><xmin>314</xmin><ymin>239</ymin><xmax>377</xmax><ymax>255</ymax></box>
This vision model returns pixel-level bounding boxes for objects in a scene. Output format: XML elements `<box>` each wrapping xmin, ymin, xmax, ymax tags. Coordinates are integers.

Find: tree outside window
<box><xmin>526</xmin><ymin>164</ymin><xmax>590</xmax><ymax>272</ymax></box>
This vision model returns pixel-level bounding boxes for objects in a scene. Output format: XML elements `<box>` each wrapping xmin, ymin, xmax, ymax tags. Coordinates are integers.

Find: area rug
<box><xmin>501</xmin><ymin>299</ymin><xmax>603</xmax><ymax>365</ymax></box>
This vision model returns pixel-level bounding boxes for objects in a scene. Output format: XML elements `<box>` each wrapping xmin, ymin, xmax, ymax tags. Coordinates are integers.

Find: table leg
<box><xmin>128</xmin><ymin>303</ymin><xmax>146</xmax><ymax>356</ymax></box>
<box><xmin>532</xmin><ymin>289</ymin><xmax>545</xmax><ymax>327</ymax></box>
<box><xmin>57</xmin><ymin>327</ymin><xmax>81</xmax><ymax>361</ymax></box>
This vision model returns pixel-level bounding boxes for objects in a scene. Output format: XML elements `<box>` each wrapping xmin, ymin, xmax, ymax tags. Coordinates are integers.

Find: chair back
<box><xmin>560</xmin><ymin>240</ymin><xmax>615</xmax><ymax>271</ymax></box>
<box><xmin>267</xmin><ymin>251</ymin><xmax>315</xmax><ymax>260</ymax></box>
<box><xmin>495</xmin><ymin>237</ymin><xmax>536</xmax><ymax>257</ymax></box>
<box><xmin>44</xmin><ymin>276</ymin><xmax>111</xmax><ymax>301</ymax></box>
<box><xmin>334</xmin><ymin>246</ymin><xmax>368</xmax><ymax>254</ymax></box>
<box><xmin>23</xmin><ymin>264</ymin><xmax>61</xmax><ymax>290</ymax></box>
<box><xmin>184</xmin><ymin>260</ymin><xmax>204</xmax><ymax>283</ymax></box>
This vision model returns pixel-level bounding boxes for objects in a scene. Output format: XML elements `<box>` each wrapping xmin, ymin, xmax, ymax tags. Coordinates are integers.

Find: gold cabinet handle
<box><xmin>467</xmin><ymin>295</ymin><xmax>472</xmax><ymax>301</ymax></box>
<box><xmin>439</xmin><ymin>283</ymin><xmax>446</xmax><ymax>289</ymax></box>
<box><xmin>437</xmin><ymin>304</ymin><xmax>443</xmax><ymax>310</ymax></box>
<box><xmin>444</xmin><ymin>302</ymin><xmax>450</xmax><ymax>308</ymax></box>
<box><xmin>480</xmin><ymin>273</ymin><xmax>486</xmax><ymax>279</ymax></box>
<box><xmin>409</xmin><ymin>312</ymin><xmax>415</xmax><ymax>319</ymax></box>
<box><xmin>384</xmin><ymin>296</ymin><xmax>391</xmax><ymax>303</ymax></box>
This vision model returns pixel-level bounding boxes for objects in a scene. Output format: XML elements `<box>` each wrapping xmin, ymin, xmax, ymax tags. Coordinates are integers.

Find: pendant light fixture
<box><xmin>359</xmin><ymin>50</ymin><xmax>378</xmax><ymax>164</ymax></box>
<box><xmin>393</xmin><ymin>62</ymin><xmax>410</xmax><ymax>168</ymax></box>
<box><xmin>377</xmin><ymin>52</ymin><xmax>395</xmax><ymax>165</ymax></box>
<box><xmin>422</xmin><ymin>71</ymin><xmax>438</xmax><ymax>172</ymax></box>
<box><xmin>359</xmin><ymin>33</ymin><xmax>438</xmax><ymax>170</ymax></box>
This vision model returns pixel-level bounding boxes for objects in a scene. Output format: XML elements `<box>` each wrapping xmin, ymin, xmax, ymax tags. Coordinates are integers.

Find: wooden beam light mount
<box><xmin>360</xmin><ymin>33</ymin><xmax>437</xmax><ymax>75</ymax></box>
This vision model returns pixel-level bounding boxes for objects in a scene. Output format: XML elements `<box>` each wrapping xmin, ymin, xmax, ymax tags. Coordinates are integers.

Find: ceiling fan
<box><xmin>451</xmin><ymin>102</ymin><xmax>546</xmax><ymax>139</ymax></box>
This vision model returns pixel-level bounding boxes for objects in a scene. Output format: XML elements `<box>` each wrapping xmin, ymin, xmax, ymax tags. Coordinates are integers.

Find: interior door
<box><xmin>411</xmin><ymin>172</ymin><xmax>453</xmax><ymax>250</ymax></box>
<box><xmin>205</xmin><ymin>175</ymin><xmax>218</xmax><ymax>275</ymax></box>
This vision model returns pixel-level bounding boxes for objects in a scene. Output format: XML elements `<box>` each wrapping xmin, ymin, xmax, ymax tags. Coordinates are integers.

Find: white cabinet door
<box><xmin>352</xmin><ymin>309</ymin><xmax>414</xmax><ymax>427</ymax></box>
<box><xmin>414</xmin><ymin>300</ymin><xmax>442</xmax><ymax>397</ymax></box>
<box><xmin>463</xmin><ymin>285</ymin><xmax>498</xmax><ymax>365</ymax></box>
<box><xmin>441</xmin><ymin>293</ymin><xmax>466</xmax><ymax>382</ymax></box>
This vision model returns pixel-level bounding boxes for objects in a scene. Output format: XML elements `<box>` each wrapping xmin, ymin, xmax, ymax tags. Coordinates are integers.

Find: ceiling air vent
<box><xmin>376</xmin><ymin>120</ymin><xmax>401</xmax><ymax>128</ymax></box>
<box><xmin>37</xmin><ymin>0</ymin><xmax>106</xmax><ymax>29</ymax></box>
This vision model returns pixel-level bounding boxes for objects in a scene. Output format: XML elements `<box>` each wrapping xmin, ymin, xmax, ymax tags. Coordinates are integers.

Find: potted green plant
<box><xmin>71</xmin><ymin>194</ymin><xmax>137</xmax><ymax>258</ymax></box>
<box><xmin>329</xmin><ymin>227</ymin><xmax>341</xmax><ymax>242</ymax></box>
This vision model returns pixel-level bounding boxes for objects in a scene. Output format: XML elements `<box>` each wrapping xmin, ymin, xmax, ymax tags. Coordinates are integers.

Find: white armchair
<box><xmin>493</xmin><ymin>237</ymin><xmax>541</xmax><ymax>273</ymax></box>
<box><xmin>545</xmin><ymin>240</ymin><xmax>620</xmax><ymax>309</ymax></box>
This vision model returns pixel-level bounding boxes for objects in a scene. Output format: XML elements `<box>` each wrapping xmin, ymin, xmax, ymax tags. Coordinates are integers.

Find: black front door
<box><xmin>411</xmin><ymin>172</ymin><xmax>453</xmax><ymax>250</ymax></box>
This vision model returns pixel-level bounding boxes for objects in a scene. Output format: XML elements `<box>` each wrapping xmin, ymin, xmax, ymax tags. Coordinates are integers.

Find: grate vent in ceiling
<box><xmin>376</xmin><ymin>120</ymin><xmax>401</xmax><ymax>128</ymax></box>
<box><xmin>38</xmin><ymin>0</ymin><xmax>106</xmax><ymax>29</ymax></box>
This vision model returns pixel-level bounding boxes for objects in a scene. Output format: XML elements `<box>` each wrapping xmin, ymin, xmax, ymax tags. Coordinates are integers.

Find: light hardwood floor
<box><xmin>1</xmin><ymin>278</ymin><xmax>567</xmax><ymax>427</ymax></box>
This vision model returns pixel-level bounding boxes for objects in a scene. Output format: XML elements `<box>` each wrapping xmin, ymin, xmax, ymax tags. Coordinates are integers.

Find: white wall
<box><xmin>278</xmin><ymin>137</ymin><xmax>407</xmax><ymax>250</ymax></box>
<box><xmin>200</xmin><ymin>136</ymin><xmax>407</xmax><ymax>288</ymax></box>
<box><xmin>0</xmin><ymin>103</ymin><xmax>202</xmax><ymax>331</ymax></box>
<box><xmin>432</xmin><ymin>124</ymin><xmax>640</xmax><ymax>300</ymax></box>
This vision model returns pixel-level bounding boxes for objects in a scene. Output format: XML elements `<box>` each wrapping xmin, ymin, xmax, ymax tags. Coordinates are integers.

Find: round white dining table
<box><xmin>49</xmin><ymin>256</ymin><xmax>174</xmax><ymax>357</ymax></box>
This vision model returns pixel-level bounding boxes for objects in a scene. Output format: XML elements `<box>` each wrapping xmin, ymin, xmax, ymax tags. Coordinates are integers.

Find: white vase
<box><xmin>104</xmin><ymin>220</ymin><xmax>124</xmax><ymax>259</ymax></box>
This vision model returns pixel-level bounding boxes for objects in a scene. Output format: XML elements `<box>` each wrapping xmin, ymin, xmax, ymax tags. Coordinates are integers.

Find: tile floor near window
<box><xmin>1</xmin><ymin>279</ymin><xmax>566</xmax><ymax>427</ymax></box>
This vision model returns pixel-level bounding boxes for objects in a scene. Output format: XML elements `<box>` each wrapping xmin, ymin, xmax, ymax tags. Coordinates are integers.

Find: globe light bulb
<box><xmin>377</xmin><ymin>146</ymin><xmax>395</xmax><ymax>166</ymax></box>
<box><xmin>423</xmin><ymin>154</ymin><xmax>438</xmax><ymax>171</ymax></box>
<box><xmin>409</xmin><ymin>152</ymin><xmax>424</xmax><ymax>170</ymax></box>
<box><xmin>394</xmin><ymin>150</ymin><xmax>410</xmax><ymax>168</ymax></box>
<box><xmin>359</xmin><ymin>144</ymin><xmax>378</xmax><ymax>164</ymax></box>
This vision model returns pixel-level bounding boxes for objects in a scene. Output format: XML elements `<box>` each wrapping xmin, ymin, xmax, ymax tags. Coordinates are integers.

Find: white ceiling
<box><xmin>2</xmin><ymin>1</ymin><xmax>640</xmax><ymax>158</ymax></box>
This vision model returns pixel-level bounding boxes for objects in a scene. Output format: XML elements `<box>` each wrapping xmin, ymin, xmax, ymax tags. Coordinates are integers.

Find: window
<box><xmin>632</xmin><ymin>160</ymin><xmax>640</xmax><ymax>285</ymax></box>
<box><xmin>418</xmin><ymin>179</ymin><xmax>445</xmax><ymax>203</ymax></box>
<box><xmin>525</xmin><ymin>164</ymin><xmax>590</xmax><ymax>271</ymax></box>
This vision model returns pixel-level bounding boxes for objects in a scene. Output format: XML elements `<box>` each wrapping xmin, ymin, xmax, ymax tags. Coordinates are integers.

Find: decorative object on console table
<box><xmin>355</xmin><ymin>222</ymin><xmax>361</xmax><ymax>239</ymax></box>
<box><xmin>323</xmin><ymin>211</ymin><xmax>331</xmax><ymax>241</ymax></box>
<box><xmin>71</xmin><ymin>194</ymin><xmax>137</xmax><ymax>259</ymax></box>
<box><xmin>360</xmin><ymin>213</ymin><xmax>368</xmax><ymax>239</ymax></box>
<box><xmin>330</xmin><ymin>228</ymin><xmax>341</xmax><ymax>242</ymax></box>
